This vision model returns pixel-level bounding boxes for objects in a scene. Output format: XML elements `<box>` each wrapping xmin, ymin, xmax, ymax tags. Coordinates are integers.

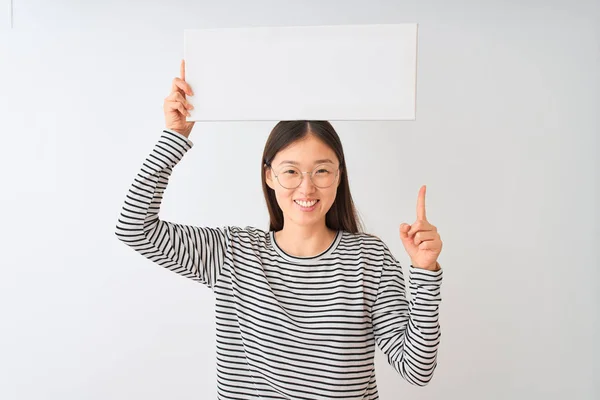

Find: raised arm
<box><xmin>114</xmin><ymin>129</ymin><xmax>231</xmax><ymax>288</ymax></box>
<box><xmin>114</xmin><ymin>60</ymin><xmax>230</xmax><ymax>288</ymax></box>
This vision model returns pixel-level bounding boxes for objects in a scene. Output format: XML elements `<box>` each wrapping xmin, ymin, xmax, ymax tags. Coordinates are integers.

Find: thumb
<box><xmin>399</xmin><ymin>223</ymin><xmax>411</xmax><ymax>240</ymax></box>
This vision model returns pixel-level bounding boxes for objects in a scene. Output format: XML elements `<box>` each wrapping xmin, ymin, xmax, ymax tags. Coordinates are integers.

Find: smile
<box><xmin>294</xmin><ymin>199</ymin><xmax>319</xmax><ymax>208</ymax></box>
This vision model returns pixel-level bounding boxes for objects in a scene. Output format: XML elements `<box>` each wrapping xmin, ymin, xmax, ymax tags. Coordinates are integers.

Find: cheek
<box><xmin>273</xmin><ymin>188</ymin><xmax>293</xmax><ymax>207</ymax></box>
<box><xmin>314</xmin><ymin>189</ymin><xmax>338</xmax><ymax>209</ymax></box>
<box><xmin>322</xmin><ymin>190</ymin><xmax>337</xmax><ymax>206</ymax></box>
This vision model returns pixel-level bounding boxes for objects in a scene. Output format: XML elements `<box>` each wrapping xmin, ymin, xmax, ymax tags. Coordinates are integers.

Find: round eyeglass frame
<box><xmin>266</xmin><ymin>163</ymin><xmax>340</xmax><ymax>189</ymax></box>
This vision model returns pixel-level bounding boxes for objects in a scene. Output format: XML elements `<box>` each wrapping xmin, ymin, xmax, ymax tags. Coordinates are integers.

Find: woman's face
<box><xmin>266</xmin><ymin>134</ymin><xmax>340</xmax><ymax>230</ymax></box>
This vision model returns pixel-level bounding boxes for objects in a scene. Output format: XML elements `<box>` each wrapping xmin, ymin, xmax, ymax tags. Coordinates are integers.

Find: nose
<box><xmin>298</xmin><ymin>171</ymin><xmax>317</xmax><ymax>193</ymax></box>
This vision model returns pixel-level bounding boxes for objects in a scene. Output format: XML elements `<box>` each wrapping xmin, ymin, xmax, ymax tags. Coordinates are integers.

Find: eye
<box><xmin>281</xmin><ymin>169</ymin><xmax>298</xmax><ymax>175</ymax></box>
<box><xmin>314</xmin><ymin>164</ymin><xmax>334</xmax><ymax>175</ymax></box>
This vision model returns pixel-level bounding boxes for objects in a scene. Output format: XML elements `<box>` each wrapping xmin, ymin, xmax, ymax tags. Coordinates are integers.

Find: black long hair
<box><xmin>261</xmin><ymin>120</ymin><xmax>364</xmax><ymax>233</ymax></box>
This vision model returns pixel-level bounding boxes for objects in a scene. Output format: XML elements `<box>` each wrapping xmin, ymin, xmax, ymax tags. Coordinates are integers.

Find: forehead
<box><xmin>272</xmin><ymin>134</ymin><xmax>339</xmax><ymax>166</ymax></box>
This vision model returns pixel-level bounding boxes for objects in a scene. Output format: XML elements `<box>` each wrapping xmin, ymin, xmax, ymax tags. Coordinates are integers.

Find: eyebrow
<box><xmin>277</xmin><ymin>159</ymin><xmax>335</xmax><ymax>166</ymax></box>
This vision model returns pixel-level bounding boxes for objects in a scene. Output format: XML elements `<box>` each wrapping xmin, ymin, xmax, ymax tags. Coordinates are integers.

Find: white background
<box><xmin>0</xmin><ymin>1</ymin><xmax>598</xmax><ymax>399</ymax></box>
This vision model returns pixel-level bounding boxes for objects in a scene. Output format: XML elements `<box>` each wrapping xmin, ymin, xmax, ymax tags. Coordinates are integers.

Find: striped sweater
<box><xmin>115</xmin><ymin>129</ymin><xmax>443</xmax><ymax>399</ymax></box>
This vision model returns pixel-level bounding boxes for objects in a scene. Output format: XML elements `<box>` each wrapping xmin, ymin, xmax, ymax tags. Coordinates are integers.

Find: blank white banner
<box><xmin>184</xmin><ymin>23</ymin><xmax>418</xmax><ymax>121</ymax></box>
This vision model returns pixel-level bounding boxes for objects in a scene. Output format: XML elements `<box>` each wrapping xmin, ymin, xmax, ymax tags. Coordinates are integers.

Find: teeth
<box><xmin>295</xmin><ymin>200</ymin><xmax>318</xmax><ymax>207</ymax></box>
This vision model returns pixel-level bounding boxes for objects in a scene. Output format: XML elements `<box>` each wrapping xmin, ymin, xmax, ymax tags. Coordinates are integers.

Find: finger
<box><xmin>171</xmin><ymin>77</ymin><xmax>193</xmax><ymax>97</ymax></box>
<box><xmin>407</xmin><ymin>220</ymin><xmax>433</xmax><ymax>237</ymax></box>
<box><xmin>399</xmin><ymin>223</ymin><xmax>411</xmax><ymax>240</ymax></box>
<box><xmin>168</xmin><ymin>100</ymin><xmax>190</xmax><ymax>117</ymax></box>
<box><xmin>167</xmin><ymin>92</ymin><xmax>194</xmax><ymax>109</ymax></box>
<box><xmin>417</xmin><ymin>185</ymin><xmax>427</xmax><ymax>221</ymax></box>
<box><xmin>418</xmin><ymin>240</ymin><xmax>435</xmax><ymax>250</ymax></box>
<box><xmin>165</xmin><ymin>100</ymin><xmax>191</xmax><ymax>117</ymax></box>
<box><xmin>414</xmin><ymin>231</ymin><xmax>437</xmax><ymax>246</ymax></box>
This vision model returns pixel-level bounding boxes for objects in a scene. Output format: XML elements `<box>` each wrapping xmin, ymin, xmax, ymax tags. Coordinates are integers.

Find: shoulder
<box><xmin>338</xmin><ymin>230</ymin><xmax>394</xmax><ymax>261</ymax></box>
<box><xmin>226</xmin><ymin>225</ymin><xmax>270</xmax><ymax>246</ymax></box>
<box><xmin>342</xmin><ymin>230</ymin><xmax>388</xmax><ymax>250</ymax></box>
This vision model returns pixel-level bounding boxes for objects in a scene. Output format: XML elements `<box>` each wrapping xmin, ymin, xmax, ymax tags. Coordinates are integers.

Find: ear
<box><xmin>265</xmin><ymin>165</ymin><xmax>275</xmax><ymax>190</ymax></box>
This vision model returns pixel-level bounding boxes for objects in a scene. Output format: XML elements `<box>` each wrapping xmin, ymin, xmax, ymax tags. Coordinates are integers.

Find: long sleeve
<box><xmin>114</xmin><ymin>129</ymin><xmax>231</xmax><ymax>288</ymax></box>
<box><xmin>370</xmin><ymin>245</ymin><xmax>443</xmax><ymax>386</ymax></box>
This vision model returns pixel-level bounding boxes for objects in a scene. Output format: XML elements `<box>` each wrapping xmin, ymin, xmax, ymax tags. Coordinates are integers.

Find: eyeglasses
<box><xmin>267</xmin><ymin>163</ymin><xmax>340</xmax><ymax>189</ymax></box>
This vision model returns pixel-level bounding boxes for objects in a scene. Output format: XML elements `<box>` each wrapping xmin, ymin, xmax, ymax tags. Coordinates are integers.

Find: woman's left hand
<box><xmin>399</xmin><ymin>185</ymin><xmax>443</xmax><ymax>271</ymax></box>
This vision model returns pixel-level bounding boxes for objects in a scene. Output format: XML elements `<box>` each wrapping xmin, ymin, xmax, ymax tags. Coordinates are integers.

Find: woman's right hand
<box><xmin>164</xmin><ymin>59</ymin><xmax>195</xmax><ymax>138</ymax></box>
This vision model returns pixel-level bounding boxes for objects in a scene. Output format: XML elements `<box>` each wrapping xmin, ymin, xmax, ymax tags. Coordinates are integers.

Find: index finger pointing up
<box><xmin>417</xmin><ymin>185</ymin><xmax>427</xmax><ymax>221</ymax></box>
<box><xmin>180</xmin><ymin>59</ymin><xmax>186</xmax><ymax>81</ymax></box>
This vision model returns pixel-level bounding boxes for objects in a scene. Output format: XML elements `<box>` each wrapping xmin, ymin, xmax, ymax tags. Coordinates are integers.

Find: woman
<box><xmin>115</xmin><ymin>60</ymin><xmax>443</xmax><ymax>399</ymax></box>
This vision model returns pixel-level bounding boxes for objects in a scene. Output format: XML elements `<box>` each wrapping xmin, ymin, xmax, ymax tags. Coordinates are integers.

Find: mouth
<box><xmin>294</xmin><ymin>199</ymin><xmax>320</xmax><ymax>211</ymax></box>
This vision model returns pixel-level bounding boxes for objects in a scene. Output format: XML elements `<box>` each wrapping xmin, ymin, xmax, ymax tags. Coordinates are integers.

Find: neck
<box><xmin>274</xmin><ymin>222</ymin><xmax>337</xmax><ymax>258</ymax></box>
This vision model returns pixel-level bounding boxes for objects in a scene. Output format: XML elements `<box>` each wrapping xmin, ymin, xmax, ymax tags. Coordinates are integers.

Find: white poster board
<box><xmin>184</xmin><ymin>24</ymin><xmax>418</xmax><ymax>121</ymax></box>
